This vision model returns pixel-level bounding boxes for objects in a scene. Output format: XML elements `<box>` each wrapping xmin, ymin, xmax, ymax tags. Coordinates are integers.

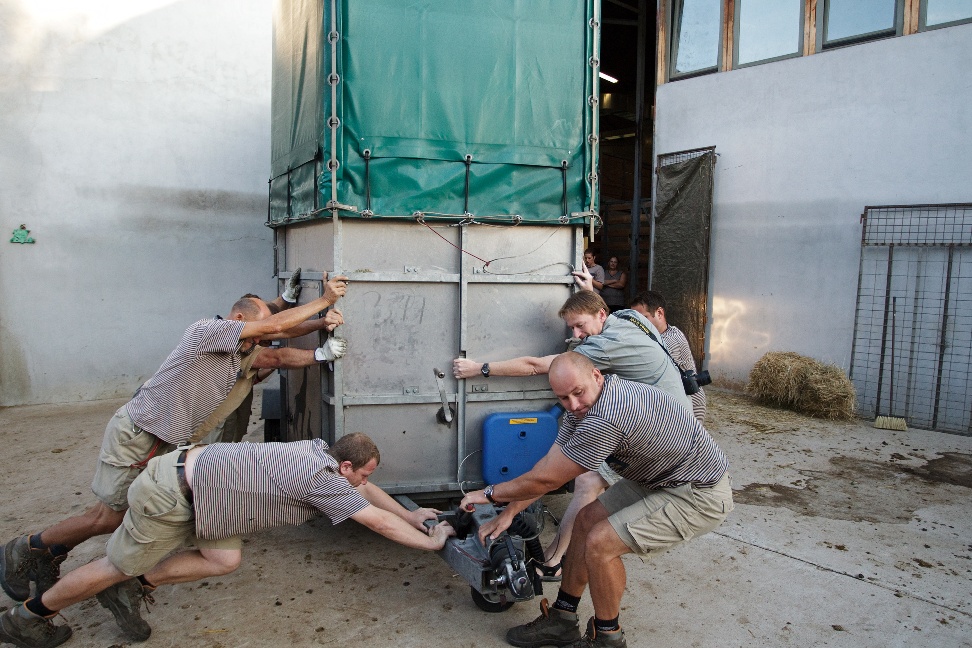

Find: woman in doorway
<box><xmin>600</xmin><ymin>256</ymin><xmax>627</xmax><ymax>313</ymax></box>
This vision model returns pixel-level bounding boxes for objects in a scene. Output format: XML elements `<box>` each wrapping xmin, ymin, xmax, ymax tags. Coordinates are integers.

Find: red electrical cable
<box><xmin>420</xmin><ymin>220</ymin><xmax>491</xmax><ymax>266</ymax></box>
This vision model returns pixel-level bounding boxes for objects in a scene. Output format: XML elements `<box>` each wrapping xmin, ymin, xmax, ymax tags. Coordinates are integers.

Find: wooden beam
<box><xmin>721</xmin><ymin>0</ymin><xmax>735</xmax><ymax>72</ymax></box>
<box><xmin>656</xmin><ymin>0</ymin><xmax>668</xmax><ymax>85</ymax></box>
<box><xmin>803</xmin><ymin>0</ymin><xmax>818</xmax><ymax>56</ymax></box>
<box><xmin>904</xmin><ymin>0</ymin><xmax>920</xmax><ymax>35</ymax></box>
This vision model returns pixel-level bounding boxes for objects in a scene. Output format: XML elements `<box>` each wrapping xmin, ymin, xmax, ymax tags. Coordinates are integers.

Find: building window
<box><xmin>734</xmin><ymin>0</ymin><xmax>804</xmax><ymax>67</ymax></box>
<box><xmin>921</xmin><ymin>0</ymin><xmax>972</xmax><ymax>29</ymax></box>
<box><xmin>670</xmin><ymin>0</ymin><xmax>723</xmax><ymax>78</ymax></box>
<box><xmin>819</xmin><ymin>0</ymin><xmax>902</xmax><ymax>48</ymax></box>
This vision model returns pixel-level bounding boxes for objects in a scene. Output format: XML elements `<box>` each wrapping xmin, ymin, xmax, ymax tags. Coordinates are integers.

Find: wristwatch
<box><xmin>481</xmin><ymin>362</ymin><xmax>491</xmax><ymax>378</ymax></box>
<box><xmin>484</xmin><ymin>484</ymin><xmax>499</xmax><ymax>505</ymax></box>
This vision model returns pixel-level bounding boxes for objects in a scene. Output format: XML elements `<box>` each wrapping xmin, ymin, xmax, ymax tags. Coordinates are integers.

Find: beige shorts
<box><xmin>599</xmin><ymin>472</ymin><xmax>733</xmax><ymax>558</ymax></box>
<box><xmin>106</xmin><ymin>449</ymin><xmax>240</xmax><ymax>576</ymax></box>
<box><xmin>92</xmin><ymin>407</ymin><xmax>176</xmax><ymax>511</ymax></box>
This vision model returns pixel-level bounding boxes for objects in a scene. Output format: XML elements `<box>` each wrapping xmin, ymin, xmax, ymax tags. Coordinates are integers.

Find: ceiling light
<box><xmin>599</xmin><ymin>72</ymin><xmax>618</xmax><ymax>83</ymax></box>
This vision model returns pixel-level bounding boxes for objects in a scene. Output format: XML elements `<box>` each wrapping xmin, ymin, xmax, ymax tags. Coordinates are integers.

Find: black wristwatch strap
<box><xmin>481</xmin><ymin>362</ymin><xmax>491</xmax><ymax>378</ymax></box>
<box><xmin>484</xmin><ymin>484</ymin><xmax>498</xmax><ymax>504</ymax></box>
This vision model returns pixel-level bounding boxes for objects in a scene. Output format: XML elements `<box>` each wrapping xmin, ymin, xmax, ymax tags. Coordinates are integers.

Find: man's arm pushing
<box><xmin>356</xmin><ymin>482</ymin><xmax>440</xmax><ymax>531</ymax></box>
<box><xmin>350</xmin><ymin>505</ymin><xmax>454</xmax><ymax>551</ymax></box>
<box><xmin>453</xmin><ymin>355</ymin><xmax>556</xmax><ymax>380</ymax></box>
<box><xmin>241</xmin><ymin>276</ymin><xmax>348</xmax><ymax>340</ymax></box>
<box><xmin>461</xmin><ymin>446</ymin><xmax>587</xmax><ymax>542</ymax></box>
<box><xmin>261</xmin><ymin>308</ymin><xmax>344</xmax><ymax>340</ymax></box>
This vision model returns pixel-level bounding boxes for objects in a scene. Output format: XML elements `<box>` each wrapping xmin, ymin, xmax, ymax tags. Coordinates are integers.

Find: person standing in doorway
<box><xmin>600</xmin><ymin>257</ymin><xmax>627</xmax><ymax>313</ymax></box>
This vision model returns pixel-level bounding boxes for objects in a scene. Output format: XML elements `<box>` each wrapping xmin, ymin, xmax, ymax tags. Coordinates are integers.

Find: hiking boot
<box><xmin>96</xmin><ymin>578</ymin><xmax>153</xmax><ymax>641</ymax></box>
<box><xmin>0</xmin><ymin>604</ymin><xmax>72</xmax><ymax>648</ymax></box>
<box><xmin>566</xmin><ymin>618</ymin><xmax>627</xmax><ymax>648</ymax></box>
<box><xmin>0</xmin><ymin>536</ymin><xmax>36</xmax><ymax>602</ymax></box>
<box><xmin>506</xmin><ymin>598</ymin><xmax>581</xmax><ymax>648</ymax></box>
<box><xmin>33</xmin><ymin>553</ymin><xmax>66</xmax><ymax>599</ymax></box>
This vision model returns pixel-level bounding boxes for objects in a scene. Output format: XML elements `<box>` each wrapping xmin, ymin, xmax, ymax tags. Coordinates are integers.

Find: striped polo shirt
<box><xmin>191</xmin><ymin>439</ymin><xmax>370</xmax><ymax>540</ymax></box>
<box><xmin>556</xmin><ymin>374</ymin><xmax>728</xmax><ymax>489</ymax></box>
<box><xmin>126</xmin><ymin>319</ymin><xmax>246</xmax><ymax>445</ymax></box>
<box><xmin>661</xmin><ymin>325</ymin><xmax>707</xmax><ymax>422</ymax></box>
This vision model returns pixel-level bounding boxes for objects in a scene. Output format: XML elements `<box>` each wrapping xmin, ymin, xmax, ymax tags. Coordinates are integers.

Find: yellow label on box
<box><xmin>509</xmin><ymin>418</ymin><xmax>538</xmax><ymax>425</ymax></box>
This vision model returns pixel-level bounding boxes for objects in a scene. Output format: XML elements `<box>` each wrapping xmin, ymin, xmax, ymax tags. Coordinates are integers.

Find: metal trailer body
<box><xmin>276</xmin><ymin>221</ymin><xmax>584</xmax><ymax>495</ymax></box>
<box><xmin>269</xmin><ymin>0</ymin><xmax>600</xmax><ymax>495</ymax></box>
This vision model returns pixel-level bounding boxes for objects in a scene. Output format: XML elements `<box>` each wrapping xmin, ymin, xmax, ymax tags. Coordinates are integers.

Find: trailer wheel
<box><xmin>470</xmin><ymin>587</ymin><xmax>515</xmax><ymax>613</ymax></box>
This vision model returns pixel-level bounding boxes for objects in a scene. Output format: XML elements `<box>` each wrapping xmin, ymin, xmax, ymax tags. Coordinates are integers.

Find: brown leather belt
<box><xmin>176</xmin><ymin>450</ymin><xmax>193</xmax><ymax>505</ymax></box>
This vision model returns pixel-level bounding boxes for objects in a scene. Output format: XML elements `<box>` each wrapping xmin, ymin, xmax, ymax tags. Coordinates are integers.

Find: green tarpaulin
<box><xmin>270</xmin><ymin>0</ymin><xmax>598</xmax><ymax>226</ymax></box>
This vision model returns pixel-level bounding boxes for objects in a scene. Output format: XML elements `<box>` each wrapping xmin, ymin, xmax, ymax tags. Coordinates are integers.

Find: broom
<box><xmin>874</xmin><ymin>296</ymin><xmax>907</xmax><ymax>431</ymax></box>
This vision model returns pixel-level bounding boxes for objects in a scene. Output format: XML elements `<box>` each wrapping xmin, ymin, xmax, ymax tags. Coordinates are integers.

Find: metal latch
<box><xmin>433</xmin><ymin>368</ymin><xmax>455</xmax><ymax>425</ymax></box>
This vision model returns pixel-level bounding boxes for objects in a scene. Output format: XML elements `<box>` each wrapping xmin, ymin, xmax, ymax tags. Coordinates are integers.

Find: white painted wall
<box><xmin>653</xmin><ymin>24</ymin><xmax>972</xmax><ymax>388</ymax></box>
<box><xmin>0</xmin><ymin>0</ymin><xmax>274</xmax><ymax>405</ymax></box>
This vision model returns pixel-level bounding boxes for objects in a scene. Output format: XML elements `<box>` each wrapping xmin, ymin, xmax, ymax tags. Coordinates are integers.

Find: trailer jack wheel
<box><xmin>470</xmin><ymin>587</ymin><xmax>515</xmax><ymax>613</ymax></box>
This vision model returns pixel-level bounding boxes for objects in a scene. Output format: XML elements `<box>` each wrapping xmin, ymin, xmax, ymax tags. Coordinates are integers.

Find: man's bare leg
<box><xmin>40</xmin><ymin>557</ymin><xmax>129</xmax><ymax>611</ymax></box>
<box><xmin>40</xmin><ymin>503</ymin><xmax>126</xmax><ymax>549</ymax></box>
<box><xmin>581</xmin><ymin>515</ymin><xmax>630</xmax><ymax>621</ymax></box>
<box><xmin>542</xmin><ymin>471</ymin><xmax>608</xmax><ymax>573</ymax></box>
<box><xmin>143</xmin><ymin>547</ymin><xmax>242</xmax><ymax>585</ymax></box>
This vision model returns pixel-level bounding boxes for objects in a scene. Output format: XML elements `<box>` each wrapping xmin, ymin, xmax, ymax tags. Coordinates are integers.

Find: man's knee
<box><xmin>574</xmin><ymin>499</ymin><xmax>610</xmax><ymax>538</ymax></box>
<box><xmin>85</xmin><ymin>503</ymin><xmax>126</xmax><ymax>534</ymax></box>
<box><xmin>201</xmin><ymin>549</ymin><xmax>242</xmax><ymax>576</ymax></box>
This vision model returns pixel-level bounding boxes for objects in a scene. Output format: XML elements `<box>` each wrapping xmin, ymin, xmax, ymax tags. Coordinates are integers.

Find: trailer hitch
<box><xmin>397</xmin><ymin>497</ymin><xmax>545</xmax><ymax>613</ymax></box>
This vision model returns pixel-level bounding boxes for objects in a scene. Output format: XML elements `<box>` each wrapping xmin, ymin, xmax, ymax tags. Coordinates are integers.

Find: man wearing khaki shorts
<box><xmin>0</xmin><ymin>275</ymin><xmax>348</xmax><ymax>619</ymax></box>
<box><xmin>0</xmin><ymin>433</ymin><xmax>454</xmax><ymax>646</ymax></box>
<box><xmin>461</xmin><ymin>353</ymin><xmax>732</xmax><ymax>648</ymax></box>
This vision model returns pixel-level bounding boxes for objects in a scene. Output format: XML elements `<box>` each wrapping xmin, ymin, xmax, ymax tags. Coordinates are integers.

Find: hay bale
<box><xmin>747</xmin><ymin>351</ymin><xmax>856</xmax><ymax>420</ymax></box>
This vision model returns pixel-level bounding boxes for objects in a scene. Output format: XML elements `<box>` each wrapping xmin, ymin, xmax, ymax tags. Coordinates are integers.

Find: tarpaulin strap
<box><xmin>130</xmin><ymin>436</ymin><xmax>164</xmax><ymax>470</ymax></box>
<box><xmin>463</xmin><ymin>154</ymin><xmax>473</xmax><ymax>216</ymax></box>
<box><xmin>362</xmin><ymin>149</ymin><xmax>373</xmax><ymax>217</ymax></box>
<box><xmin>561</xmin><ymin>160</ymin><xmax>569</xmax><ymax>220</ymax></box>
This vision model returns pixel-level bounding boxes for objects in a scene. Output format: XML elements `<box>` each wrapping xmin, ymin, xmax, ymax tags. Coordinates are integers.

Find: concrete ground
<box><xmin>1</xmin><ymin>388</ymin><xmax>970</xmax><ymax>647</ymax></box>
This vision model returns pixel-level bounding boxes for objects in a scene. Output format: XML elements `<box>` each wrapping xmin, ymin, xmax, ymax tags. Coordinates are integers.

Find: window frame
<box><xmin>732</xmin><ymin>0</ymin><xmax>806</xmax><ymax>69</ymax></box>
<box><xmin>816</xmin><ymin>0</ymin><xmax>905</xmax><ymax>50</ymax></box>
<box><xmin>919</xmin><ymin>0</ymin><xmax>972</xmax><ymax>31</ymax></box>
<box><xmin>668</xmin><ymin>0</ymin><xmax>725</xmax><ymax>81</ymax></box>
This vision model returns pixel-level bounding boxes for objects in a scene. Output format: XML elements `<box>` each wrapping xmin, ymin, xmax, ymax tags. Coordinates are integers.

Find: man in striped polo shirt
<box><xmin>630</xmin><ymin>290</ymin><xmax>707</xmax><ymax>424</ymax></box>
<box><xmin>0</xmin><ymin>275</ymin><xmax>349</xmax><ymax>611</ymax></box>
<box><xmin>453</xmin><ymin>287</ymin><xmax>692</xmax><ymax>581</ymax></box>
<box><xmin>0</xmin><ymin>433</ymin><xmax>453</xmax><ymax>646</ymax></box>
<box><xmin>461</xmin><ymin>353</ymin><xmax>733</xmax><ymax>648</ymax></box>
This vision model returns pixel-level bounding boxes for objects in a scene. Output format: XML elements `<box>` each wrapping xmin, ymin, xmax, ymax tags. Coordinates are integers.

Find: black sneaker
<box><xmin>96</xmin><ymin>578</ymin><xmax>154</xmax><ymax>641</ymax></box>
<box><xmin>0</xmin><ymin>536</ymin><xmax>35</xmax><ymax>602</ymax></box>
<box><xmin>566</xmin><ymin>618</ymin><xmax>627</xmax><ymax>648</ymax></box>
<box><xmin>33</xmin><ymin>553</ymin><xmax>66</xmax><ymax>599</ymax></box>
<box><xmin>0</xmin><ymin>604</ymin><xmax>72</xmax><ymax>648</ymax></box>
<box><xmin>506</xmin><ymin>598</ymin><xmax>581</xmax><ymax>648</ymax></box>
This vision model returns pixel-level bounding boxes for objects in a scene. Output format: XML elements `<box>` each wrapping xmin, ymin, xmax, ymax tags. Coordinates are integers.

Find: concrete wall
<box><xmin>0</xmin><ymin>0</ymin><xmax>274</xmax><ymax>405</ymax></box>
<box><xmin>653</xmin><ymin>24</ymin><xmax>972</xmax><ymax>388</ymax></box>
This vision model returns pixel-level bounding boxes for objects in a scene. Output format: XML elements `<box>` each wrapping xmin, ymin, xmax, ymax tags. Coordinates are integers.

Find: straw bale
<box><xmin>747</xmin><ymin>351</ymin><xmax>856</xmax><ymax>420</ymax></box>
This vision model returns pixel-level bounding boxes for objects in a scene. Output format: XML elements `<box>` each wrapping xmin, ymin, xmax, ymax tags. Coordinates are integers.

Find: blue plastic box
<box><xmin>481</xmin><ymin>405</ymin><xmax>563</xmax><ymax>485</ymax></box>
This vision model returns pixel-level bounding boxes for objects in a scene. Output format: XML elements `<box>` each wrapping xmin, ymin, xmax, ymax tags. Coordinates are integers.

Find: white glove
<box><xmin>282</xmin><ymin>267</ymin><xmax>302</xmax><ymax>304</ymax></box>
<box><xmin>314</xmin><ymin>337</ymin><xmax>347</xmax><ymax>362</ymax></box>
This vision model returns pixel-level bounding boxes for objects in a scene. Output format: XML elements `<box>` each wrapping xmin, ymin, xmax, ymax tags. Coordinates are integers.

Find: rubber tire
<box><xmin>470</xmin><ymin>587</ymin><xmax>515</xmax><ymax>613</ymax></box>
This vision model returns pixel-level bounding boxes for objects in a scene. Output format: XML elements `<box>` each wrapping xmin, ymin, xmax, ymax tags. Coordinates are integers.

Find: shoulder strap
<box><xmin>613</xmin><ymin>313</ymin><xmax>680</xmax><ymax>368</ymax></box>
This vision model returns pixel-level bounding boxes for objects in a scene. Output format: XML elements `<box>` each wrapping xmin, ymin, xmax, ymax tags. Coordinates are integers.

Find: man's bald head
<box><xmin>229</xmin><ymin>296</ymin><xmax>270</xmax><ymax>321</ymax></box>
<box><xmin>549</xmin><ymin>352</ymin><xmax>603</xmax><ymax>420</ymax></box>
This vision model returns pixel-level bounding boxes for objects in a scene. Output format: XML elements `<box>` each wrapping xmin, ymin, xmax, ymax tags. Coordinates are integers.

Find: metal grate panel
<box><xmin>850</xmin><ymin>204</ymin><xmax>972</xmax><ymax>435</ymax></box>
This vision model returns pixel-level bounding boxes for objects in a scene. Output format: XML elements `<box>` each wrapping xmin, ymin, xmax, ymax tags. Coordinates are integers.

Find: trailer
<box><xmin>268</xmin><ymin>0</ymin><xmax>600</xmax><ymax>497</ymax></box>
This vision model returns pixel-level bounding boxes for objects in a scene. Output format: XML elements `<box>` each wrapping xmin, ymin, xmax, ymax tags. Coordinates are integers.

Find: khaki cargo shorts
<box><xmin>599</xmin><ymin>472</ymin><xmax>733</xmax><ymax>558</ymax></box>
<box><xmin>106</xmin><ymin>448</ymin><xmax>241</xmax><ymax>576</ymax></box>
<box><xmin>92</xmin><ymin>407</ymin><xmax>176</xmax><ymax>511</ymax></box>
